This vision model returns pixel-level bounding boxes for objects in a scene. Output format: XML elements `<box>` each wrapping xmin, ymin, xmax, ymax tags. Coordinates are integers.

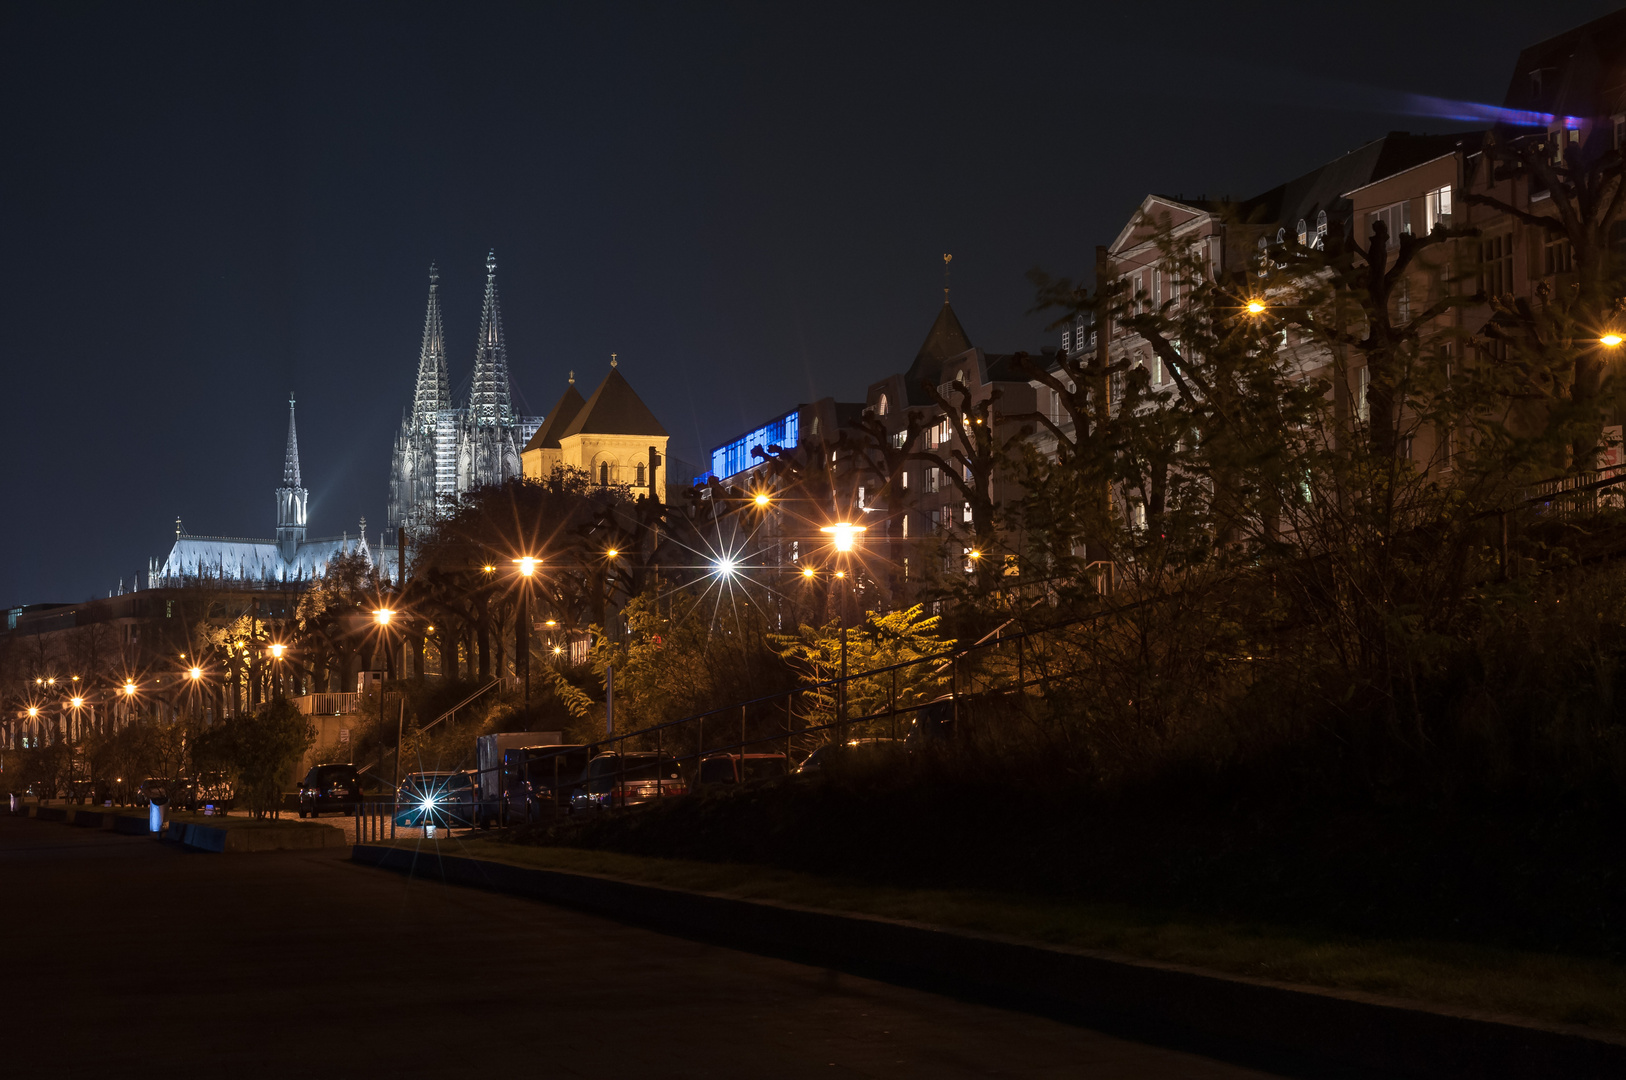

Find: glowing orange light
<box><xmin>70</xmin><ymin>696</ymin><xmax>84</xmax><ymax>709</ymax></box>
<box><xmin>801</xmin><ymin>566</ymin><xmax>816</xmax><ymax>578</ymax></box>
<box><xmin>1246</xmin><ymin>300</ymin><xmax>1266</xmax><ymax>315</ymax></box>
<box><xmin>513</xmin><ymin>556</ymin><xmax>539</xmax><ymax>577</ymax></box>
<box><xmin>188</xmin><ymin>667</ymin><xmax>203</xmax><ymax>681</ymax></box>
<box><xmin>606</xmin><ymin>549</ymin><xmax>619</xmax><ymax>558</ymax></box>
<box><xmin>753</xmin><ymin>492</ymin><xmax>771</xmax><ymax>507</ymax></box>
<box><xmin>834</xmin><ymin>570</ymin><xmax>847</xmax><ymax>579</ymax></box>
<box><xmin>373</xmin><ymin>609</ymin><xmax>394</xmax><ymax>626</ymax></box>
<box><xmin>1601</xmin><ymin>334</ymin><xmax>1624</xmax><ymax>348</ymax></box>
<box><xmin>268</xmin><ymin>643</ymin><xmax>286</xmax><ymax>659</ymax></box>
<box><xmin>123</xmin><ymin>681</ymin><xmax>136</xmax><ymax>696</ymax></box>
<box><xmin>820</xmin><ymin>522</ymin><xmax>866</xmax><ymax>552</ymax></box>
<box><xmin>27</xmin><ymin>707</ymin><xmax>38</xmax><ymax>718</ymax></box>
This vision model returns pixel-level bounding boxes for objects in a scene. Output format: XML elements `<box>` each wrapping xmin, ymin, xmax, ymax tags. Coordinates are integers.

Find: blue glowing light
<box><xmin>710</xmin><ymin>410</ymin><xmax>800</xmax><ymax>480</ymax></box>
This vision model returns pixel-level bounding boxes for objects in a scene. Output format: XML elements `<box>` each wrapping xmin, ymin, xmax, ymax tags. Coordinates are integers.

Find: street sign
<box><xmin>339</xmin><ymin>728</ymin><xmax>350</xmax><ymax>744</ymax></box>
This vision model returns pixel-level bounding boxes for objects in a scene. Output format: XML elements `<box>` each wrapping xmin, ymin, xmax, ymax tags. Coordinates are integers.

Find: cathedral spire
<box><xmin>283</xmin><ymin>393</ymin><xmax>302</xmax><ymax>487</ymax></box>
<box><xmin>277</xmin><ymin>394</ymin><xmax>308</xmax><ymax>561</ymax></box>
<box><xmin>412</xmin><ymin>263</ymin><xmax>450</xmax><ymax>429</ymax></box>
<box><xmin>468</xmin><ymin>249</ymin><xmax>514</xmax><ymax>428</ymax></box>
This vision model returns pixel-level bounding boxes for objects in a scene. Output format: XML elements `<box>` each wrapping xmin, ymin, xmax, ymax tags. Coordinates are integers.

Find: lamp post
<box><xmin>819</xmin><ymin>522</ymin><xmax>867</xmax><ymax>742</ymax></box>
<box><xmin>267</xmin><ymin>642</ymin><xmax>287</xmax><ymax>701</ymax></box>
<box><xmin>513</xmin><ymin>557</ymin><xmax>539</xmax><ymax>709</ymax></box>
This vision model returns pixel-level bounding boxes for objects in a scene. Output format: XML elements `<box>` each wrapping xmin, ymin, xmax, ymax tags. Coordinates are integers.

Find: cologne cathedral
<box><xmin>386</xmin><ymin>252</ymin><xmax>542</xmax><ymax>533</ymax></box>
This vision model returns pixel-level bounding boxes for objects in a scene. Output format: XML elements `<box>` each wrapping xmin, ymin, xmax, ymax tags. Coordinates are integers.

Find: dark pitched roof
<box><xmin>560</xmin><ymin>368</ymin><xmax>669</xmax><ymax>439</ymax></box>
<box><xmin>1503</xmin><ymin>9</ymin><xmax>1626</xmax><ymax>120</ymax></box>
<box><xmin>903</xmin><ymin>302</ymin><xmax>974</xmax><ymax>405</ymax></box>
<box><xmin>522</xmin><ymin>383</ymin><xmax>586</xmax><ymax>452</ymax></box>
<box><xmin>1243</xmin><ymin>131</ymin><xmax>1481</xmax><ymax>239</ymax></box>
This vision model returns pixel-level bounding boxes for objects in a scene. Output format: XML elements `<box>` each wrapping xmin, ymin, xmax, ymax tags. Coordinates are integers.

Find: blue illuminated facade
<box><xmin>708</xmin><ymin>410</ymin><xmax>800</xmax><ymax>480</ymax></box>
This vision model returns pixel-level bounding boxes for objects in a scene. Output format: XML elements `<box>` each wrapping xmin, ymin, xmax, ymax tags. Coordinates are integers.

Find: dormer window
<box><xmin>1296</xmin><ymin>218</ymin><xmax>1308</xmax><ymax>246</ymax></box>
<box><xmin>956</xmin><ymin>368</ymin><xmax>967</xmax><ymax>386</ymax></box>
<box><xmin>1314</xmin><ymin>210</ymin><xmax>1328</xmax><ymax>248</ymax></box>
<box><xmin>876</xmin><ymin>393</ymin><xmax>889</xmax><ymax>416</ymax></box>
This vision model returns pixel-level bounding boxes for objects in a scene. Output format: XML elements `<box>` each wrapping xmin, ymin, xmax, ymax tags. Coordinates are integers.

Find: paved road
<box><xmin>0</xmin><ymin>815</ymin><xmax>1283</xmax><ymax>1078</ymax></box>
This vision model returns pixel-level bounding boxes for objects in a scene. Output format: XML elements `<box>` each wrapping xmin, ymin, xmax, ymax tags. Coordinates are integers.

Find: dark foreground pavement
<box><xmin>0</xmin><ymin>816</ymin><xmax>1280</xmax><ymax>1078</ymax></box>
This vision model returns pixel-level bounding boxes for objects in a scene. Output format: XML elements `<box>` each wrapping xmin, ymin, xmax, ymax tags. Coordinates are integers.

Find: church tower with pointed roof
<box><xmin>276</xmin><ymin>394</ymin><xmax>308</xmax><ymax>561</ymax></box>
<box><xmin>388</xmin><ymin>255</ymin><xmax>542</xmax><ymax>532</ymax></box>
<box><xmin>524</xmin><ymin>360</ymin><xmax>671</xmax><ymax>500</ymax></box>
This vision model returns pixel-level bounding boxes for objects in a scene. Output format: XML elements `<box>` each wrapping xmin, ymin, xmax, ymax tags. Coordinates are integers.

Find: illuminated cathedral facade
<box><xmin>387</xmin><ymin>252</ymin><xmax>542</xmax><ymax>533</ymax></box>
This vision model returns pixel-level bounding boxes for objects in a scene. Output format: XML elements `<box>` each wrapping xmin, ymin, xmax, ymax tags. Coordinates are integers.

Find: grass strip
<box><xmin>372</xmin><ymin>835</ymin><xmax>1626</xmax><ymax>1034</ymax></box>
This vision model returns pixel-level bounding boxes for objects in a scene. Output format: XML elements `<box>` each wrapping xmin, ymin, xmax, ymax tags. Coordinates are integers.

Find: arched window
<box><xmin>1296</xmin><ymin>218</ymin><xmax>1308</xmax><ymax>246</ymax></box>
<box><xmin>1314</xmin><ymin>210</ymin><xmax>1328</xmax><ymax>248</ymax></box>
<box><xmin>876</xmin><ymin>393</ymin><xmax>889</xmax><ymax>416</ymax></box>
<box><xmin>956</xmin><ymin>368</ymin><xmax>967</xmax><ymax>385</ymax></box>
<box><xmin>598</xmin><ymin>461</ymin><xmax>609</xmax><ymax>486</ymax></box>
<box><xmin>635</xmin><ymin>462</ymin><xmax>646</xmax><ymax>486</ymax></box>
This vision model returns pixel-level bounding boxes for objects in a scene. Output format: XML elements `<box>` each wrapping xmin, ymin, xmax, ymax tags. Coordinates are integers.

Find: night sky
<box><xmin>3</xmin><ymin>1</ymin><xmax>1617</xmax><ymax>607</ymax></box>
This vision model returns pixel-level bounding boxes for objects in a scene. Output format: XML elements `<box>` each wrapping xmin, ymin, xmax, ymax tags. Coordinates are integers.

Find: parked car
<box><xmin>395</xmin><ymin>771</ymin><xmax>478</xmax><ymax>829</ymax></box>
<box><xmin>175</xmin><ymin>772</ymin><xmax>238</xmax><ymax>812</ymax></box>
<box><xmin>793</xmin><ymin>738</ymin><xmax>903</xmax><ymax>775</ymax></box>
<box><xmin>502</xmin><ymin>744</ymin><xmax>590</xmax><ymax>824</ymax></box>
<box><xmin>298</xmin><ymin>763</ymin><xmax>366</xmax><ymax>817</ymax></box>
<box><xmin>569</xmin><ymin>752</ymin><xmax>687</xmax><ymax>812</ymax></box>
<box><xmin>904</xmin><ymin>697</ymin><xmax>957</xmax><ymax>749</ymax></box>
<box><xmin>697</xmin><ymin>753</ymin><xmax>789</xmax><ymax>786</ymax></box>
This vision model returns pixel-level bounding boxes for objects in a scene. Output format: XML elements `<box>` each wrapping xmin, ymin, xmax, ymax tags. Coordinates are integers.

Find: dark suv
<box><xmin>298</xmin><ymin>764</ymin><xmax>364</xmax><ymax>817</ymax></box>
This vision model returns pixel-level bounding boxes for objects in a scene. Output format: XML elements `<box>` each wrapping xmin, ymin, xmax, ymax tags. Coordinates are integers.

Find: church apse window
<box><xmin>599</xmin><ymin>461</ymin><xmax>610</xmax><ymax>486</ymax></box>
<box><xmin>635</xmin><ymin>462</ymin><xmax>646</xmax><ymax>486</ymax></box>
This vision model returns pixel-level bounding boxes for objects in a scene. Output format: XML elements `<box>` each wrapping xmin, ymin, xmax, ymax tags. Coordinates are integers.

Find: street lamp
<box><xmin>512</xmin><ymin>557</ymin><xmax>539</xmax><ymax>708</ymax></box>
<box><xmin>1601</xmin><ymin>333</ymin><xmax>1623</xmax><ymax>348</ymax></box>
<box><xmin>819</xmin><ymin>522</ymin><xmax>866</xmax><ymax>552</ymax></box>
<box><xmin>1246</xmin><ymin>299</ymin><xmax>1267</xmax><ymax>315</ymax></box>
<box><xmin>753</xmin><ymin>492</ymin><xmax>771</xmax><ymax>508</ymax></box>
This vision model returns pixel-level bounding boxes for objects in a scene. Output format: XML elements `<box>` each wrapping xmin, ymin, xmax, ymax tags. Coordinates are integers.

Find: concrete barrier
<box><xmin>110</xmin><ymin>814</ymin><xmax>152</xmax><ymax>836</ymax></box>
<box><xmin>166</xmin><ymin>820</ymin><xmax>345</xmax><ymax>853</ymax></box>
<box><xmin>353</xmin><ymin>844</ymin><xmax>1626</xmax><ymax>1080</ymax></box>
<box><xmin>32</xmin><ymin>806</ymin><xmax>68</xmax><ymax>822</ymax></box>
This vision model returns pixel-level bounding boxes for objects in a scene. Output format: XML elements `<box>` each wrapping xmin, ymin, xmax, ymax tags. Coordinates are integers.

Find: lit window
<box><xmin>1061</xmin><ymin>330</ymin><xmax>1072</xmax><ymax>352</ymax></box>
<box><xmin>963</xmin><ymin>501</ymin><xmax>973</xmax><ymax>523</ymax></box>
<box><xmin>876</xmin><ymin>393</ymin><xmax>889</xmax><ymax>416</ymax></box>
<box><xmin>598</xmin><ymin>462</ymin><xmax>609</xmax><ymax>485</ymax></box>
<box><xmin>1152</xmin><ymin>355</ymin><xmax>1163</xmax><ymax>385</ymax></box>
<box><xmin>902</xmin><ymin>514</ymin><xmax>910</xmax><ymax>538</ymax></box>
<box><xmin>1366</xmin><ymin>201</ymin><xmax>1411</xmax><ymax>248</ymax></box>
<box><xmin>901</xmin><ymin>470</ymin><xmax>910</xmax><ymax>490</ymax></box>
<box><xmin>857</xmin><ymin>486</ymin><xmax>866</xmax><ymax>509</ymax></box>
<box><xmin>1314</xmin><ymin>210</ymin><xmax>1328</xmax><ymax>248</ymax></box>
<box><xmin>1423</xmin><ymin>186</ymin><xmax>1452</xmax><ymax>235</ymax></box>
<box><xmin>1296</xmin><ymin>218</ymin><xmax>1308</xmax><ymax>246</ymax></box>
<box><xmin>635</xmin><ymin>462</ymin><xmax>646</xmax><ymax>486</ymax></box>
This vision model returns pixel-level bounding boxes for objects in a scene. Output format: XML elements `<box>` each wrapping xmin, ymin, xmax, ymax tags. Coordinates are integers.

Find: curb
<box><xmin>353</xmin><ymin>843</ymin><xmax>1626</xmax><ymax>1080</ymax></box>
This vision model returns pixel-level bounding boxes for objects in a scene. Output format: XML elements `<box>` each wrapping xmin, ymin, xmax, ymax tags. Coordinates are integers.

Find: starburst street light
<box><xmin>753</xmin><ymin>492</ymin><xmax>771</xmax><ymax>508</ymax></box>
<box><xmin>70</xmin><ymin>696</ymin><xmax>84</xmax><ymax>709</ymax></box>
<box><xmin>123</xmin><ymin>681</ymin><xmax>137</xmax><ymax>696</ymax></box>
<box><xmin>820</xmin><ymin>522</ymin><xmax>867</xmax><ymax>552</ymax></box>
<box><xmin>801</xmin><ymin>566</ymin><xmax>816</xmax><ymax>579</ymax></box>
<box><xmin>1245</xmin><ymin>299</ymin><xmax>1267</xmax><ymax>315</ymax></box>
<box><xmin>605</xmin><ymin>548</ymin><xmax>619</xmax><ymax>559</ymax></box>
<box><xmin>268</xmin><ymin>643</ymin><xmax>286</xmax><ymax>660</ymax></box>
<box><xmin>188</xmin><ymin>667</ymin><xmax>203</xmax><ymax>681</ymax></box>
<box><xmin>713</xmin><ymin>557</ymin><xmax>738</xmax><ymax>577</ymax></box>
<box><xmin>1601</xmin><ymin>333</ymin><xmax>1624</xmax><ymax>348</ymax></box>
<box><xmin>27</xmin><ymin>707</ymin><xmax>38</xmax><ymax>718</ymax></box>
<box><xmin>513</xmin><ymin>556</ymin><xmax>539</xmax><ymax>577</ymax></box>
<box><xmin>373</xmin><ymin>609</ymin><xmax>394</xmax><ymax>626</ymax></box>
